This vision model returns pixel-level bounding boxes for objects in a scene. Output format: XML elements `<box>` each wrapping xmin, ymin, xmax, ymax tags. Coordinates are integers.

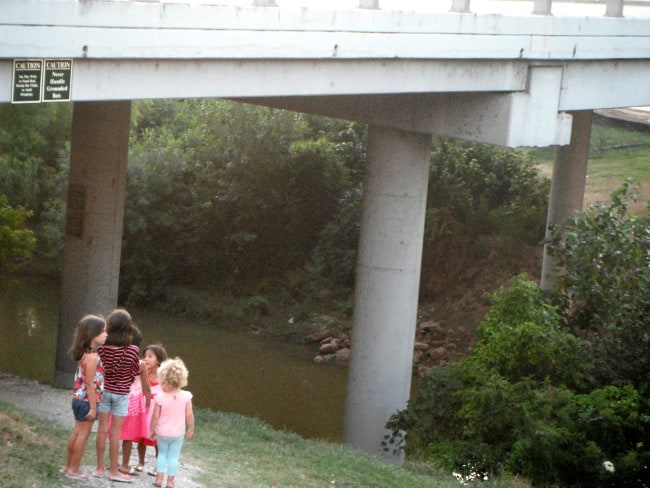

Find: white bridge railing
<box><xmin>120</xmin><ymin>0</ymin><xmax>650</xmax><ymax>19</ymax></box>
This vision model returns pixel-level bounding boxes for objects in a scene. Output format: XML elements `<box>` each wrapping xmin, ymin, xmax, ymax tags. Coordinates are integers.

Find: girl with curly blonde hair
<box><xmin>149</xmin><ymin>357</ymin><xmax>194</xmax><ymax>488</ymax></box>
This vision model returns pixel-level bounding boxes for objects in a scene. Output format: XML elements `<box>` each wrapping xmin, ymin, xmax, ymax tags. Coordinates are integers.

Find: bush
<box><xmin>312</xmin><ymin>188</ymin><xmax>361</xmax><ymax>289</ymax></box>
<box><xmin>427</xmin><ymin>139</ymin><xmax>549</xmax><ymax>243</ymax></box>
<box><xmin>316</xmin><ymin>139</ymin><xmax>550</xmax><ymax>292</ymax></box>
<box><xmin>386</xmin><ymin>275</ymin><xmax>649</xmax><ymax>487</ymax></box>
<box><xmin>0</xmin><ymin>195</ymin><xmax>36</xmax><ymax>281</ymax></box>
<box><xmin>464</xmin><ymin>276</ymin><xmax>592</xmax><ymax>390</ymax></box>
<box><xmin>547</xmin><ymin>180</ymin><xmax>650</xmax><ymax>395</ymax></box>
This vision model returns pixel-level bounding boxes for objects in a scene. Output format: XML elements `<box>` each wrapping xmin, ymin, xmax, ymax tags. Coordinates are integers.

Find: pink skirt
<box><xmin>119</xmin><ymin>381</ymin><xmax>149</xmax><ymax>442</ymax></box>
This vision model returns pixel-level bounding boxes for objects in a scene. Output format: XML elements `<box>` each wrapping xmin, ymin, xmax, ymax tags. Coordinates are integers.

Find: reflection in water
<box><xmin>0</xmin><ymin>276</ymin><xmax>59</xmax><ymax>383</ymax></box>
<box><xmin>0</xmin><ymin>275</ymin><xmax>348</xmax><ymax>441</ymax></box>
<box><xmin>25</xmin><ymin>307</ymin><xmax>41</xmax><ymax>337</ymax></box>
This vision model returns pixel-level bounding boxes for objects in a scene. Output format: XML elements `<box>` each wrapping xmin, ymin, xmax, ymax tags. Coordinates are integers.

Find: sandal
<box><xmin>65</xmin><ymin>471</ymin><xmax>90</xmax><ymax>481</ymax></box>
<box><xmin>119</xmin><ymin>466</ymin><xmax>138</xmax><ymax>475</ymax></box>
<box><xmin>148</xmin><ymin>468</ymin><xmax>157</xmax><ymax>477</ymax></box>
<box><xmin>108</xmin><ymin>472</ymin><xmax>134</xmax><ymax>483</ymax></box>
<box><xmin>135</xmin><ymin>465</ymin><xmax>145</xmax><ymax>473</ymax></box>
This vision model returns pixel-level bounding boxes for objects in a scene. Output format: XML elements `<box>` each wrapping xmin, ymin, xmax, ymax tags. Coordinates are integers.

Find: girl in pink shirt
<box><xmin>149</xmin><ymin>357</ymin><xmax>194</xmax><ymax>488</ymax></box>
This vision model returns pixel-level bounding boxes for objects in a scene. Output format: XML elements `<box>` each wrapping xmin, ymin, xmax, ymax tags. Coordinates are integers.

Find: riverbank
<box><xmin>3</xmin><ymin>370</ymin><xmax>528</xmax><ymax>488</ymax></box>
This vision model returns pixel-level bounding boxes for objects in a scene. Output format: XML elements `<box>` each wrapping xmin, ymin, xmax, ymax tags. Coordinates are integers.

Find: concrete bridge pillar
<box><xmin>344</xmin><ymin>125</ymin><xmax>431</xmax><ymax>462</ymax></box>
<box><xmin>540</xmin><ymin>110</ymin><xmax>592</xmax><ymax>292</ymax></box>
<box><xmin>54</xmin><ymin>101</ymin><xmax>131</xmax><ymax>388</ymax></box>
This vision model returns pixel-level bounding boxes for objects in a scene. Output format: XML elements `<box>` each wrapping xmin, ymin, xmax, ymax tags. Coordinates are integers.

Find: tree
<box><xmin>0</xmin><ymin>103</ymin><xmax>71</xmax><ymax>270</ymax></box>
<box><xmin>0</xmin><ymin>195</ymin><xmax>36</xmax><ymax>283</ymax></box>
<box><xmin>386</xmin><ymin>274</ymin><xmax>648</xmax><ymax>486</ymax></box>
<box><xmin>121</xmin><ymin>100</ymin><xmax>359</xmax><ymax>302</ymax></box>
<box><xmin>547</xmin><ymin>180</ymin><xmax>650</xmax><ymax>395</ymax></box>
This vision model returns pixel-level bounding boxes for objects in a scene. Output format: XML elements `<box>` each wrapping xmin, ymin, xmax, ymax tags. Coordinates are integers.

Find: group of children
<box><xmin>61</xmin><ymin>309</ymin><xmax>195</xmax><ymax>488</ymax></box>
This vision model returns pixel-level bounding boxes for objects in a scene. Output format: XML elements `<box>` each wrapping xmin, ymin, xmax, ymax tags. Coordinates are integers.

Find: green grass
<box><xmin>1</xmin><ymin>401</ymin><xmax>529</xmax><ymax>488</ymax></box>
<box><xmin>0</xmin><ymin>402</ymin><xmax>68</xmax><ymax>488</ymax></box>
<box><xmin>533</xmin><ymin>121</ymin><xmax>650</xmax><ymax>209</ymax></box>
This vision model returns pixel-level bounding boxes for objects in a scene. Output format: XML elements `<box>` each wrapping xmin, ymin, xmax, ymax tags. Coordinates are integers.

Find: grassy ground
<box><xmin>0</xmin><ymin>401</ymin><xmax>530</xmax><ymax>488</ymax></box>
<box><xmin>535</xmin><ymin>119</ymin><xmax>650</xmax><ymax>210</ymax></box>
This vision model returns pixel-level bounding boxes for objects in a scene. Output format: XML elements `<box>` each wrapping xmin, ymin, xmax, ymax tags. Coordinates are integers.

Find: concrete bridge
<box><xmin>2</xmin><ymin>0</ymin><xmax>650</xmax><ymax>462</ymax></box>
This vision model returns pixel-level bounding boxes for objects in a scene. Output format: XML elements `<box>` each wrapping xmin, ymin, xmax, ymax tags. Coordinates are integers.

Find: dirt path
<box><xmin>0</xmin><ymin>370</ymin><xmax>202</xmax><ymax>488</ymax></box>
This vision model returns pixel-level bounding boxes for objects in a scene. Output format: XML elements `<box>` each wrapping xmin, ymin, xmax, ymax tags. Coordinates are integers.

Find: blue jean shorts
<box><xmin>97</xmin><ymin>391</ymin><xmax>129</xmax><ymax>417</ymax></box>
<box><xmin>72</xmin><ymin>398</ymin><xmax>91</xmax><ymax>421</ymax></box>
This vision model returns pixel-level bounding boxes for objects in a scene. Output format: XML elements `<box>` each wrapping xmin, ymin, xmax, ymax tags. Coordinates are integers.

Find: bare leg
<box><xmin>68</xmin><ymin>420</ymin><xmax>94</xmax><ymax>475</ymax></box>
<box><xmin>107</xmin><ymin>415</ymin><xmax>130</xmax><ymax>480</ymax></box>
<box><xmin>137</xmin><ymin>442</ymin><xmax>146</xmax><ymax>469</ymax></box>
<box><xmin>95</xmin><ymin>411</ymin><xmax>109</xmax><ymax>475</ymax></box>
<box><xmin>120</xmin><ymin>440</ymin><xmax>132</xmax><ymax>473</ymax></box>
<box><xmin>64</xmin><ymin>425</ymin><xmax>76</xmax><ymax>472</ymax></box>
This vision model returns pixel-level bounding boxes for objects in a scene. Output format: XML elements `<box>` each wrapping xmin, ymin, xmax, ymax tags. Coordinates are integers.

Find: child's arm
<box><xmin>185</xmin><ymin>398</ymin><xmax>194</xmax><ymax>438</ymax></box>
<box><xmin>149</xmin><ymin>403</ymin><xmax>161</xmax><ymax>439</ymax></box>
<box><xmin>83</xmin><ymin>352</ymin><xmax>99</xmax><ymax>421</ymax></box>
<box><xmin>139</xmin><ymin>360</ymin><xmax>151</xmax><ymax>411</ymax></box>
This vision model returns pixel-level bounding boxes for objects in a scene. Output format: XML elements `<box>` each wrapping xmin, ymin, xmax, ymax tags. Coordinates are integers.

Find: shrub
<box><xmin>547</xmin><ymin>180</ymin><xmax>650</xmax><ymax>395</ymax></box>
<box><xmin>316</xmin><ymin>139</ymin><xmax>550</xmax><ymax>291</ymax></box>
<box><xmin>386</xmin><ymin>275</ymin><xmax>650</xmax><ymax>487</ymax></box>
<box><xmin>427</xmin><ymin>139</ymin><xmax>549</xmax><ymax>243</ymax></box>
<box><xmin>0</xmin><ymin>195</ymin><xmax>36</xmax><ymax>280</ymax></box>
<box><xmin>464</xmin><ymin>276</ymin><xmax>592</xmax><ymax>390</ymax></box>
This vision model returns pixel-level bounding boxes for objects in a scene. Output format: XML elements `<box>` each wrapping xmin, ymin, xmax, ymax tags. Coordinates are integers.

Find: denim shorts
<box><xmin>97</xmin><ymin>391</ymin><xmax>129</xmax><ymax>417</ymax></box>
<box><xmin>72</xmin><ymin>398</ymin><xmax>91</xmax><ymax>421</ymax></box>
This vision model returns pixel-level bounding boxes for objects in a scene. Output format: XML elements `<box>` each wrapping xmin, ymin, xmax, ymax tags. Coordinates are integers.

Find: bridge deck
<box><xmin>1</xmin><ymin>0</ymin><xmax>649</xmax><ymax>146</ymax></box>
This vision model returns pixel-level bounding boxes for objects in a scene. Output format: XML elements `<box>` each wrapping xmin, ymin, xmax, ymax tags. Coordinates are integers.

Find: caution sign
<box><xmin>12</xmin><ymin>59</ymin><xmax>43</xmax><ymax>103</ymax></box>
<box><xmin>43</xmin><ymin>59</ymin><xmax>72</xmax><ymax>102</ymax></box>
<box><xmin>12</xmin><ymin>58</ymin><xmax>72</xmax><ymax>103</ymax></box>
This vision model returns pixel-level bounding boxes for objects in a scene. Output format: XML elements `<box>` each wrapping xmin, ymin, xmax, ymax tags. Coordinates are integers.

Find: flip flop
<box><xmin>148</xmin><ymin>469</ymin><xmax>157</xmax><ymax>476</ymax></box>
<box><xmin>119</xmin><ymin>466</ymin><xmax>138</xmax><ymax>475</ymax></box>
<box><xmin>135</xmin><ymin>465</ymin><xmax>145</xmax><ymax>473</ymax></box>
<box><xmin>108</xmin><ymin>473</ymin><xmax>134</xmax><ymax>483</ymax></box>
<box><xmin>65</xmin><ymin>472</ymin><xmax>90</xmax><ymax>481</ymax></box>
<box><xmin>92</xmin><ymin>469</ymin><xmax>104</xmax><ymax>478</ymax></box>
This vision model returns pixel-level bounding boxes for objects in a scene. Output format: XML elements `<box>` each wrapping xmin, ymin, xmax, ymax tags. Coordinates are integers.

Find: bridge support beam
<box><xmin>540</xmin><ymin>110</ymin><xmax>592</xmax><ymax>292</ymax></box>
<box><xmin>344</xmin><ymin>125</ymin><xmax>430</xmax><ymax>462</ymax></box>
<box><xmin>54</xmin><ymin>101</ymin><xmax>131</xmax><ymax>388</ymax></box>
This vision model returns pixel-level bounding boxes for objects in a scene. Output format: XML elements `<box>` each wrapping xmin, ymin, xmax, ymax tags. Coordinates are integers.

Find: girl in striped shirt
<box><xmin>94</xmin><ymin>308</ymin><xmax>141</xmax><ymax>483</ymax></box>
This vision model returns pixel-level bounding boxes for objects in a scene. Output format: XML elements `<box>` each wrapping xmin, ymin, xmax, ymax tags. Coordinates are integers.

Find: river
<box><xmin>0</xmin><ymin>274</ymin><xmax>348</xmax><ymax>441</ymax></box>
